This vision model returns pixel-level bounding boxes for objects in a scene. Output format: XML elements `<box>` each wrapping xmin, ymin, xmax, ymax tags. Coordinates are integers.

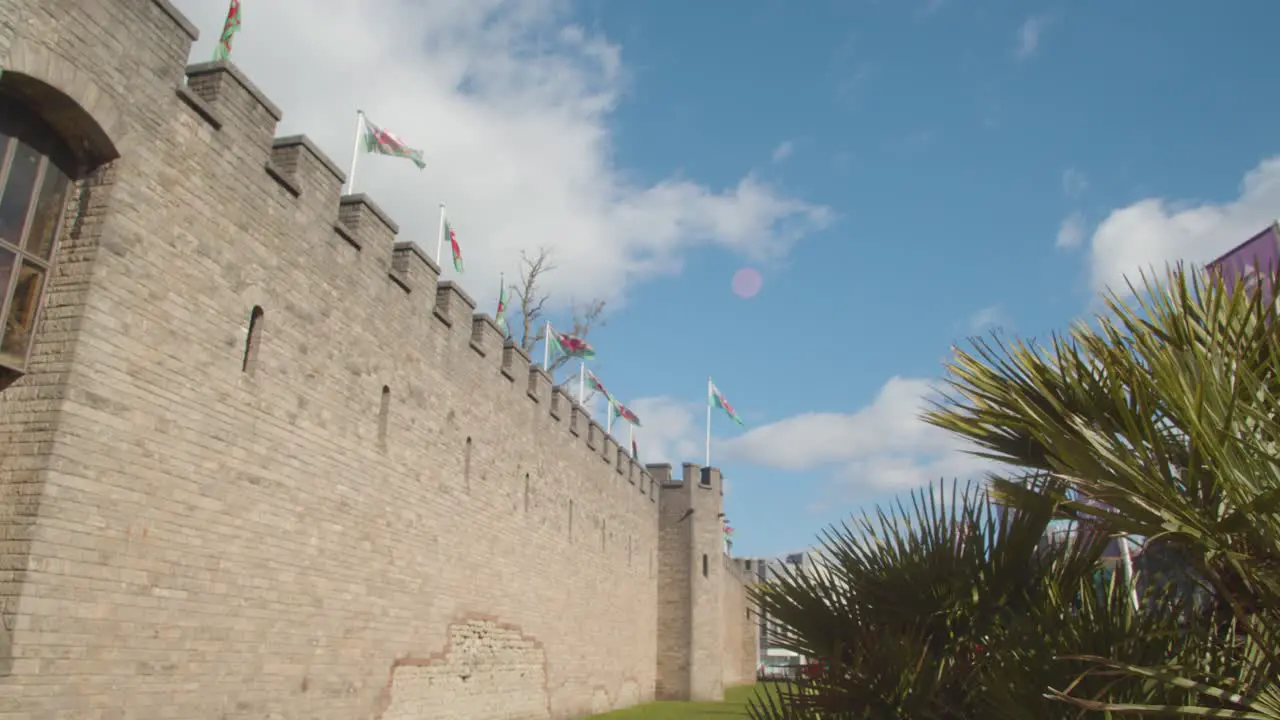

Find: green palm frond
<box><xmin>924</xmin><ymin>263</ymin><xmax>1280</xmax><ymax>715</ymax></box>
<box><xmin>748</xmin><ymin>477</ymin><xmax>1218</xmax><ymax>720</ymax></box>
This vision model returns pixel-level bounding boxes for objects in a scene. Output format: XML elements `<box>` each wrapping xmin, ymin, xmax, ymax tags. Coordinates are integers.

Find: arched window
<box><xmin>242</xmin><ymin>306</ymin><xmax>264</xmax><ymax>375</ymax></box>
<box><xmin>0</xmin><ymin>100</ymin><xmax>76</xmax><ymax>373</ymax></box>
<box><xmin>378</xmin><ymin>385</ymin><xmax>391</xmax><ymax>447</ymax></box>
<box><xmin>464</xmin><ymin>436</ymin><xmax>473</xmax><ymax>484</ymax></box>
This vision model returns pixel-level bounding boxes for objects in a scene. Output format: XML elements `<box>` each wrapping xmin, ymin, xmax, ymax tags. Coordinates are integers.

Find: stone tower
<box><xmin>653</xmin><ymin>462</ymin><xmax>728</xmax><ymax>701</ymax></box>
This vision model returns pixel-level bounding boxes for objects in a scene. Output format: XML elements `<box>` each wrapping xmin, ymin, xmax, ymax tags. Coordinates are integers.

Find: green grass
<box><xmin>586</xmin><ymin>683</ymin><xmax>779</xmax><ymax>719</ymax></box>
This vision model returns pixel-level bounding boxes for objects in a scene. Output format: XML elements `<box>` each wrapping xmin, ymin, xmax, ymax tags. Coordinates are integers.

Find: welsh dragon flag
<box><xmin>615</xmin><ymin>401</ymin><xmax>641</xmax><ymax>427</ymax></box>
<box><xmin>361</xmin><ymin>116</ymin><xmax>426</xmax><ymax>170</ymax></box>
<box><xmin>549</xmin><ymin>331</ymin><xmax>595</xmax><ymax>359</ymax></box>
<box><xmin>443</xmin><ymin>218</ymin><xmax>463</xmax><ymax>272</ymax></box>
<box><xmin>213</xmin><ymin>0</ymin><xmax>242</xmax><ymax>62</ymax></box>
<box><xmin>710</xmin><ymin>381</ymin><xmax>744</xmax><ymax>426</ymax></box>
<box><xmin>586</xmin><ymin>370</ymin><xmax>612</xmax><ymax>399</ymax></box>
<box><xmin>494</xmin><ymin>277</ymin><xmax>508</xmax><ymax>334</ymax></box>
<box><xmin>587</xmin><ymin>372</ymin><xmax>642</xmax><ymax>426</ymax></box>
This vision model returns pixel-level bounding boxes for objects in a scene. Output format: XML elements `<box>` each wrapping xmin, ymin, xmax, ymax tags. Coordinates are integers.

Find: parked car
<box><xmin>757</xmin><ymin>648</ymin><xmax>805</xmax><ymax>681</ymax></box>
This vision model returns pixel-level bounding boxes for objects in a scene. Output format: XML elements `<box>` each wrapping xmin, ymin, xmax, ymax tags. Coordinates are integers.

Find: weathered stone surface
<box><xmin>0</xmin><ymin>1</ymin><xmax>757</xmax><ymax>718</ymax></box>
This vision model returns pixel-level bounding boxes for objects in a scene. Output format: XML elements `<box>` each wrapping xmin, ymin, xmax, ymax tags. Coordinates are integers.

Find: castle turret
<box><xmin>654</xmin><ymin>462</ymin><xmax>727</xmax><ymax>701</ymax></box>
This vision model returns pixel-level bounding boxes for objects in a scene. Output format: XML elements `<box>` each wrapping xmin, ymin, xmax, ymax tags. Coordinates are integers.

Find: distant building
<box><xmin>743</xmin><ymin>550</ymin><xmax>831</xmax><ymax>665</ymax></box>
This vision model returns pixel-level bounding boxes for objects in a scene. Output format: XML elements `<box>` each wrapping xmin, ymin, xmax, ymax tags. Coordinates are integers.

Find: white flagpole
<box><xmin>578</xmin><ymin>361</ymin><xmax>586</xmax><ymax>404</ymax></box>
<box><xmin>705</xmin><ymin>376</ymin><xmax>713</xmax><ymax>467</ymax></box>
<box><xmin>435</xmin><ymin>204</ymin><xmax>447</xmax><ymax>267</ymax></box>
<box><xmin>543</xmin><ymin>321</ymin><xmax>552</xmax><ymax>370</ymax></box>
<box><xmin>629</xmin><ymin>424</ymin><xmax>634</xmax><ymax>454</ymax></box>
<box><xmin>344</xmin><ymin>110</ymin><xmax>365</xmax><ymax>195</ymax></box>
<box><xmin>607</xmin><ymin>401</ymin><xmax>614</xmax><ymax>434</ymax></box>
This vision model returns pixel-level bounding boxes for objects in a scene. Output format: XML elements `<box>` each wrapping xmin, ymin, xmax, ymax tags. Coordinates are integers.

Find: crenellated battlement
<box><xmin>0</xmin><ymin>2</ymin><xmax>756</xmax><ymax>716</ymax></box>
<box><xmin>159</xmin><ymin>41</ymin><xmax>660</xmax><ymax>510</ymax></box>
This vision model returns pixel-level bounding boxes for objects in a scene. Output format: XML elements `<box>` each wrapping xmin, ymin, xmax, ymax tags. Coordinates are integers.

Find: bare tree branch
<box><xmin>513</xmin><ymin>247</ymin><xmax>555</xmax><ymax>353</ymax></box>
<box><xmin>509</xmin><ymin>247</ymin><xmax>609</xmax><ymax>404</ymax></box>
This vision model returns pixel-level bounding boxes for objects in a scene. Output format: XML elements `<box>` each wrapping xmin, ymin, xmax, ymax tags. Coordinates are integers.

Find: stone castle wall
<box><xmin>723</xmin><ymin>558</ymin><xmax>759</xmax><ymax>689</ymax></box>
<box><xmin>0</xmin><ymin>1</ymin><xmax>754</xmax><ymax>718</ymax></box>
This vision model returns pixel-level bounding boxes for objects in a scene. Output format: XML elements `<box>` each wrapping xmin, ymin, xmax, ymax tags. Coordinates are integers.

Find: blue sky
<box><xmin>174</xmin><ymin>0</ymin><xmax>1280</xmax><ymax>559</ymax></box>
<box><xmin>573</xmin><ymin>0</ymin><xmax>1280</xmax><ymax>558</ymax></box>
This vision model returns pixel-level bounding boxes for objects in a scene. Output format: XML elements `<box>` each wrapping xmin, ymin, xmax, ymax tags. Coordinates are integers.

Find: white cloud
<box><xmin>170</xmin><ymin>0</ymin><xmax>831</xmax><ymax>309</ymax></box>
<box><xmin>1014</xmin><ymin>16</ymin><xmax>1052</xmax><ymax>61</ymax></box>
<box><xmin>1062</xmin><ymin>167</ymin><xmax>1089</xmax><ymax>199</ymax></box>
<box><xmin>771</xmin><ymin>140</ymin><xmax>795</xmax><ymax>164</ymax></box>
<box><xmin>966</xmin><ymin>305</ymin><xmax>1006</xmax><ymax>333</ymax></box>
<box><xmin>1086</xmin><ymin>156</ymin><xmax>1280</xmax><ymax>293</ymax></box>
<box><xmin>1056</xmin><ymin>211</ymin><xmax>1086</xmax><ymax>249</ymax></box>
<box><xmin>627</xmin><ymin>396</ymin><xmax>704</xmax><ymax>467</ymax></box>
<box><xmin>623</xmin><ymin>377</ymin><xmax>998</xmax><ymax>509</ymax></box>
<box><xmin>719</xmin><ymin>377</ymin><xmax>995</xmax><ymax>494</ymax></box>
<box><xmin>834</xmin><ymin>63</ymin><xmax>873</xmax><ymax>107</ymax></box>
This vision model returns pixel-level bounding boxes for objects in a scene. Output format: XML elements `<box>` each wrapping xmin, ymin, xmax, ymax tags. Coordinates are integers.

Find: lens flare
<box><xmin>731</xmin><ymin>267</ymin><xmax>762</xmax><ymax>298</ymax></box>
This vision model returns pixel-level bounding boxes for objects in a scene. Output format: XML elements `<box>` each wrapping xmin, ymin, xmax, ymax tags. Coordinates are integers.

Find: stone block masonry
<box><xmin>0</xmin><ymin>1</ymin><xmax>756</xmax><ymax>718</ymax></box>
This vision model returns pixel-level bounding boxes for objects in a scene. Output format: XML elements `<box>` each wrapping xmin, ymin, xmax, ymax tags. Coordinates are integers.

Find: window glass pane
<box><xmin>0</xmin><ymin>142</ymin><xmax>41</xmax><ymax>248</ymax></box>
<box><xmin>23</xmin><ymin>160</ymin><xmax>69</xmax><ymax>261</ymax></box>
<box><xmin>0</xmin><ymin>260</ymin><xmax>46</xmax><ymax>365</ymax></box>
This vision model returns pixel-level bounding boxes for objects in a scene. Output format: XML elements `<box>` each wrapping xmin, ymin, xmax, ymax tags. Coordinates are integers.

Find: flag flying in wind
<box><xmin>443</xmin><ymin>218</ymin><xmax>464</xmax><ymax>272</ymax></box>
<box><xmin>549</xmin><ymin>331</ymin><xmax>595</xmax><ymax>359</ymax></box>
<box><xmin>615</xmin><ymin>402</ymin><xmax>641</xmax><ymax>427</ymax></box>
<box><xmin>213</xmin><ymin>0</ymin><xmax>242</xmax><ymax>61</ymax></box>
<box><xmin>710</xmin><ymin>381</ymin><xmax>744</xmax><ymax>426</ymax></box>
<box><xmin>586</xmin><ymin>370</ymin><xmax>612</xmax><ymax>399</ymax></box>
<box><xmin>590</xmin><ymin>372</ymin><xmax>641</xmax><ymax>426</ymax></box>
<box><xmin>361</xmin><ymin>116</ymin><xmax>427</xmax><ymax>170</ymax></box>
<box><xmin>494</xmin><ymin>277</ymin><xmax>508</xmax><ymax>334</ymax></box>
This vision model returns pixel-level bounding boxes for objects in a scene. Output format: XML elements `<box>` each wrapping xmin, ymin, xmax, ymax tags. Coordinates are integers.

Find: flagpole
<box><xmin>607</xmin><ymin>402</ymin><xmax>614</xmax><ymax>434</ymax></box>
<box><xmin>705</xmin><ymin>376</ymin><xmax>713</xmax><ymax>467</ymax></box>
<box><xmin>344</xmin><ymin>110</ymin><xmax>365</xmax><ymax>195</ymax></box>
<box><xmin>578</xmin><ymin>361</ymin><xmax>586</xmax><ymax>405</ymax></box>
<box><xmin>435</xmin><ymin>204</ymin><xmax>446</xmax><ymax>267</ymax></box>
<box><xmin>543</xmin><ymin>321</ymin><xmax>552</xmax><ymax>370</ymax></box>
<box><xmin>629</xmin><ymin>424</ymin><xmax>634</xmax><ymax>454</ymax></box>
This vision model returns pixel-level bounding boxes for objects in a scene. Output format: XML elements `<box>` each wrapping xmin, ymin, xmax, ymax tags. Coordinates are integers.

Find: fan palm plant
<box><xmin>924</xmin><ymin>264</ymin><xmax>1280</xmax><ymax>716</ymax></box>
<box><xmin>746</xmin><ymin>478</ymin><xmax>1216</xmax><ymax>720</ymax></box>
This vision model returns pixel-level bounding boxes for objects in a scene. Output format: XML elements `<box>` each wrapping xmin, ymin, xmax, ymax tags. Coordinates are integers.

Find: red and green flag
<box><xmin>213</xmin><ymin>0</ymin><xmax>242</xmax><ymax>62</ymax></box>
<box><xmin>550</xmin><ymin>331</ymin><xmax>595</xmax><ymax>359</ymax></box>
<box><xmin>588</xmin><ymin>372</ymin><xmax>641</xmax><ymax>426</ymax></box>
<box><xmin>361</xmin><ymin>116</ymin><xmax>426</xmax><ymax>170</ymax></box>
<box><xmin>586</xmin><ymin>370</ymin><xmax>612</xmax><ymax>399</ymax></box>
<box><xmin>615</xmin><ymin>401</ymin><xmax>641</xmax><ymax>427</ymax></box>
<box><xmin>495</xmin><ymin>275</ymin><xmax>508</xmax><ymax>334</ymax></box>
<box><xmin>710</xmin><ymin>381</ymin><xmax>744</xmax><ymax>426</ymax></box>
<box><xmin>444</xmin><ymin>218</ymin><xmax>463</xmax><ymax>272</ymax></box>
